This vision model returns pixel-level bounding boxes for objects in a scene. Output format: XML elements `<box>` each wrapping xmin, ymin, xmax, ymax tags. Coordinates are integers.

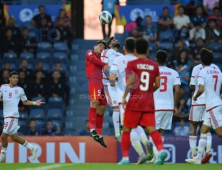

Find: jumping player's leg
<box><xmin>113</xmin><ymin>106</ymin><xmax>121</xmax><ymax>140</ymax></box>
<box><xmin>96</xmin><ymin>104</ymin><xmax>105</xmax><ymax>136</ymax></box>
<box><xmin>89</xmin><ymin>99</ymin><xmax>99</xmax><ymax>131</ymax></box>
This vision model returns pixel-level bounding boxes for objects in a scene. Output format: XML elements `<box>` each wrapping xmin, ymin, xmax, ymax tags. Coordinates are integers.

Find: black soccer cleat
<box><xmin>98</xmin><ymin>137</ymin><xmax>107</xmax><ymax>148</ymax></box>
<box><xmin>90</xmin><ymin>130</ymin><xmax>99</xmax><ymax>142</ymax></box>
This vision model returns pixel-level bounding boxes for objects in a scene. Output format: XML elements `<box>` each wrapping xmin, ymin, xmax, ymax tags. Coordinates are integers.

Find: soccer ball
<box><xmin>99</xmin><ymin>11</ymin><xmax>112</xmax><ymax>24</ymax></box>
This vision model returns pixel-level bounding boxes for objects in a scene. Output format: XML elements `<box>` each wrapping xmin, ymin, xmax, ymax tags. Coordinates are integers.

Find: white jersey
<box><xmin>190</xmin><ymin>64</ymin><xmax>221</xmax><ymax>105</ymax></box>
<box><xmin>110</xmin><ymin>54</ymin><xmax>137</xmax><ymax>99</ymax></box>
<box><xmin>0</xmin><ymin>84</ymin><xmax>27</xmax><ymax>118</ymax></box>
<box><xmin>154</xmin><ymin>66</ymin><xmax>181</xmax><ymax>111</ymax></box>
<box><xmin>101</xmin><ymin>49</ymin><xmax>123</xmax><ymax>85</ymax></box>
<box><xmin>197</xmin><ymin>66</ymin><xmax>222</xmax><ymax>111</ymax></box>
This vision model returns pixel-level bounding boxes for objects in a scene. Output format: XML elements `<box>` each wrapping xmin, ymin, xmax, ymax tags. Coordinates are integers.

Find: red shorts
<box><xmin>123</xmin><ymin>108</ymin><xmax>155</xmax><ymax>128</ymax></box>
<box><xmin>88</xmin><ymin>79</ymin><xmax>107</xmax><ymax>105</ymax></box>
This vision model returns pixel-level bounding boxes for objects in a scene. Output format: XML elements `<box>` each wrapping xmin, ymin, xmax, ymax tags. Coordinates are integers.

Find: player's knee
<box><xmin>1</xmin><ymin>135</ymin><xmax>7</xmax><ymax>141</ymax></box>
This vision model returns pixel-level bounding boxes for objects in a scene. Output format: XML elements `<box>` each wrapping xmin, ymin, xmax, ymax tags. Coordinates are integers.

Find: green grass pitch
<box><xmin>0</xmin><ymin>163</ymin><xmax>221</xmax><ymax>170</ymax></box>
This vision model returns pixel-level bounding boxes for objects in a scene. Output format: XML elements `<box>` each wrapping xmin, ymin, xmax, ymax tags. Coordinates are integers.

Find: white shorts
<box><xmin>3</xmin><ymin>118</ymin><xmax>19</xmax><ymax>136</ymax></box>
<box><xmin>203</xmin><ymin>105</ymin><xmax>222</xmax><ymax>130</ymax></box>
<box><xmin>189</xmin><ymin>105</ymin><xmax>206</xmax><ymax>122</ymax></box>
<box><xmin>104</xmin><ymin>84</ymin><xmax>118</xmax><ymax>107</ymax></box>
<box><xmin>155</xmin><ymin>111</ymin><xmax>173</xmax><ymax>130</ymax></box>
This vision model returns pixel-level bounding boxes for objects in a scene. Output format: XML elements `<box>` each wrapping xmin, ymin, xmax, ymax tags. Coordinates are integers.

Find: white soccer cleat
<box><xmin>146</xmin><ymin>156</ymin><xmax>155</xmax><ymax>164</ymax></box>
<box><xmin>185</xmin><ymin>157</ymin><xmax>201</xmax><ymax>164</ymax></box>
<box><xmin>0</xmin><ymin>152</ymin><xmax>6</xmax><ymax>163</ymax></box>
<box><xmin>31</xmin><ymin>146</ymin><xmax>38</xmax><ymax>160</ymax></box>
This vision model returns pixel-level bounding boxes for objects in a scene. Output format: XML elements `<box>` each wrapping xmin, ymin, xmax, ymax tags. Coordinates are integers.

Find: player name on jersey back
<box><xmin>197</xmin><ymin>66</ymin><xmax>222</xmax><ymax>111</ymax></box>
<box><xmin>137</xmin><ymin>64</ymin><xmax>154</xmax><ymax>70</ymax></box>
<box><xmin>154</xmin><ymin>66</ymin><xmax>181</xmax><ymax>111</ymax></box>
<box><xmin>190</xmin><ymin>63</ymin><xmax>221</xmax><ymax>105</ymax></box>
<box><xmin>0</xmin><ymin>84</ymin><xmax>27</xmax><ymax>118</ymax></box>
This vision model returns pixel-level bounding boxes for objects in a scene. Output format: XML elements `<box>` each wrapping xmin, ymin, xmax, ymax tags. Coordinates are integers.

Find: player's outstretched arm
<box><xmin>122</xmin><ymin>74</ymin><xmax>134</xmax><ymax>109</ymax></box>
<box><xmin>193</xmin><ymin>84</ymin><xmax>204</xmax><ymax>101</ymax></box>
<box><xmin>22</xmin><ymin>99</ymin><xmax>45</xmax><ymax>106</ymax></box>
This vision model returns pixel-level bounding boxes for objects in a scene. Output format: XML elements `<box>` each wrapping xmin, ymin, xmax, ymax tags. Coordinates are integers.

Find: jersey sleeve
<box><xmin>174</xmin><ymin>71</ymin><xmax>181</xmax><ymax>85</ymax></box>
<box><xmin>110</xmin><ymin>57</ymin><xmax>119</xmax><ymax>75</ymax></box>
<box><xmin>20</xmin><ymin>89</ymin><xmax>27</xmax><ymax>101</ymax></box>
<box><xmin>197</xmin><ymin>70</ymin><xmax>205</xmax><ymax>86</ymax></box>
<box><xmin>190</xmin><ymin>67</ymin><xmax>197</xmax><ymax>85</ymax></box>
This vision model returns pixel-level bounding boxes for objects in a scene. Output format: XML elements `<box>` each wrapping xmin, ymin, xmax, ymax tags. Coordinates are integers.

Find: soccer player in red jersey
<box><xmin>118</xmin><ymin>38</ymin><xmax>167</xmax><ymax>165</ymax></box>
<box><xmin>85</xmin><ymin>40</ymin><xmax>109</xmax><ymax>147</ymax></box>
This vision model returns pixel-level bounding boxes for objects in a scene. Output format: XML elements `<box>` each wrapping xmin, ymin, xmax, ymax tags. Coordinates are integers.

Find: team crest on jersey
<box><xmin>113</xmin><ymin>100</ymin><xmax>116</xmax><ymax>104</ymax></box>
<box><xmin>15</xmin><ymin>90</ymin><xmax>18</xmax><ymax>94</ymax></box>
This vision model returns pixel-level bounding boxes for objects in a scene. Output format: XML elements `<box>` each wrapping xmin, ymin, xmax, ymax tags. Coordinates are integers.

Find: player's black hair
<box><xmin>39</xmin><ymin>5</ymin><xmax>45</xmax><ymax>9</ymax></box>
<box><xmin>124</xmin><ymin>37</ymin><xmax>135</xmax><ymax>53</ymax></box>
<box><xmin>200</xmin><ymin>48</ymin><xmax>214</xmax><ymax>66</ymax></box>
<box><xmin>9</xmin><ymin>71</ymin><xmax>18</xmax><ymax>77</ymax></box>
<box><xmin>107</xmin><ymin>36</ymin><xmax>115</xmax><ymax>49</ymax></box>
<box><xmin>96</xmin><ymin>40</ymin><xmax>107</xmax><ymax>49</ymax></box>
<box><xmin>156</xmin><ymin>50</ymin><xmax>168</xmax><ymax>65</ymax></box>
<box><xmin>135</xmin><ymin>38</ymin><xmax>149</xmax><ymax>55</ymax></box>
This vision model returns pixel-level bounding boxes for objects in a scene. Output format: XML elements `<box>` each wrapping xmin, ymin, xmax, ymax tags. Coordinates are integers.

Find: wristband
<box><xmin>33</xmin><ymin>102</ymin><xmax>36</xmax><ymax>105</ymax></box>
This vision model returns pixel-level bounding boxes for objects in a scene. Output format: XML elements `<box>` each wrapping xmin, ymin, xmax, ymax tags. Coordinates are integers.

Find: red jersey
<box><xmin>125</xmin><ymin>58</ymin><xmax>159</xmax><ymax>112</ymax></box>
<box><xmin>85</xmin><ymin>50</ymin><xmax>106</xmax><ymax>79</ymax></box>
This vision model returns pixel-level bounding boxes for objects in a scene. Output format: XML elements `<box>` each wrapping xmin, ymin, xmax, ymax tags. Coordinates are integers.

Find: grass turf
<box><xmin>0</xmin><ymin>163</ymin><xmax>221</xmax><ymax>170</ymax></box>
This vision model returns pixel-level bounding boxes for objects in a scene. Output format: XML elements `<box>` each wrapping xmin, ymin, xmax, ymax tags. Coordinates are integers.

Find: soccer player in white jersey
<box><xmin>109</xmin><ymin>37</ymin><xmax>154</xmax><ymax>164</ymax></box>
<box><xmin>186</xmin><ymin>48</ymin><xmax>222</xmax><ymax>164</ymax></box>
<box><xmin>0</xmin><ymin>71</ymin><xmax>44</xmax><ymax>162</ymax></box>
<box><xmin>188</xmin><ymin>55</ymin><xmax>221</xmax><ymax>163</ymax></box>
<box><xmin>101</xmin><ymin>37</ymin><xmax>123</xmax><ymax>141</ymax></box>
<box><xmin>152</xmin><ymin>50</ymin><xmax>180</xmax><ymax>155</ymax></box>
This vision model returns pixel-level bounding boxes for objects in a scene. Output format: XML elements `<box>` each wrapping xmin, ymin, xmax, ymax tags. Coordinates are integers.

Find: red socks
<box><xmin>150</xmin><ymin>131</ymin><xmax>164</xmax><ymax>151</ymax></box>
<box><xmin>88</xmin><ymin>107</ymin><xmax>96</xmax><ymax>129</ymax></box>
<box><xmin>121</xmin><ymin>131</ymin><xmax>131</xmax><ymax>157</ymax></box>
<box><xmin>96</xmin><ymin>114</ymin><xmax>104</xmax><ymax>136</ymax></box>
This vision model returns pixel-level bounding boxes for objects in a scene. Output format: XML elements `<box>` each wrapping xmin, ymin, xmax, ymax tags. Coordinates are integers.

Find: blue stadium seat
<box><xmin>3</xmin><ymin>53</ymin><xmax>17</xmax><ymax>63</ymax></box>
<box><xmin>20</xmin><ymin>52</ymin><xmax>34</xmax><ymax>62</ymax></box>
<box><xmin>37</xmin><ymin>42</ymin><xmax>52</xmax><ymax>52</ymax></box>
<box><xmin>148</xmin><ymin>42</ymin><xmax>156</xmax><ymax>52</ymax></box>
<box><xmin>20</xmin><ymin>110</ymin><xmax>28</xmax><ymax>120</ymax></box>
<box><xmin>30</xmin><ymin>109</ymin><xmax>45</xmax><ymax>121</ymax></box>
<box><xmin>158</xmin><ymin>42</ymin><xmax>173</xmax><ymax>51</ymax></box>
<box><xmin>64</xmin><ymin>121</ymin><xmax>75</xmax><ymax>130</ymax></box>
<box><xmin>47</xmin><ymin>108</ymin><xmax>62</xmax><ymax>120</ymax></box>
<box><xmin>54</xmin><ymin>42</ymin><xmax>69</xmax><ymax>52</ymax></box>
<box><xmin>36</xmin><ymin>52</ymin><xmax>51</xmax><ymax>62</ymax></box>
<box><xmin>53</xmin><ymin>52</ymin><xmax>68</xmax><ymax>64</ymax></box>
<box><xmin>208</xmin><ymin>42</ymin><xmax>222</xmax><ymax>52</ymax></box>
<box><xmin>213</xmin><ymin>52</ymin><xmax>222</xmax><ymax>63</ymax></box>
<box><xmin>35</xmin><ymin>62</ymin><xmax>50</xmax><ymax>73</ymax></box>
<box><xmin>18</xmin><ymin>63</ymin><xmax>33</xmax><ymax>69</ymax></box>
<box><xmin>18</xmin><ymin>120</ymin><xmax>27</xmax><ymax>131</ymax></box>
<box><xmin>48</xmin><ymin>97</ymin><xmax>63</xmax><ymax>108</ymax></box>
<box><xmin>63</xmin><ymin>129</ymin><xmax>76</xmax><ymax>136</ymax></box>
<box><xmin>51</xmin><ymin>63</ymin><xmax>66</xmax><ymax>72</ymax></box>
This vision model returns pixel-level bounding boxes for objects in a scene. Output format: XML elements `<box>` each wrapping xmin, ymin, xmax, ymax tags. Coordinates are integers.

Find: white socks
<box><xmin>196</xmin><ymin>133</ymin><xmax>207</xmax><ymax>160</ymax></box>
<box><xmin>130</xmin><ymin>128</ymin><xmax>145</xmax><ymax>157</ymax></box>
<box><xmin>206</xmin><ymin>132</ymin><xmax>212</xmax><ymax>152</ymax></box>
<box><xmin>23</xmin><ymin>141</ymin><xmax>34</xmax><ymax>150</ymax></box>
<box><xmin>113</xmin><ymin>109</ymin><xmax>120</xmax><ymax>136</ymax></box>
<box><xmin>1</xmin><ymin>147</ymin><xmax>7</xmax><ymax>153</ymax></box>
<box><xmin>119</xmin><ymin>104</ymin><xmax>125</xmax><ymax>125</ymax></box>
<box><xmin>135</xmin><ymin>126</ymin><xmax>149</xmax><ymax>145</ymax></box>
<box><xmin>189</xmin><ymin>135</ymin><xmax>197</xmax><ymax>156</ymax></box>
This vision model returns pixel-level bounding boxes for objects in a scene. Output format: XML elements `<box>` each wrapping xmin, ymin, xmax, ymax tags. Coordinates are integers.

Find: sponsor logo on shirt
<box><xmin>15</xmin><ymin>90</ymin><xmax>18</xmax><ymax>94</ymax></box>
